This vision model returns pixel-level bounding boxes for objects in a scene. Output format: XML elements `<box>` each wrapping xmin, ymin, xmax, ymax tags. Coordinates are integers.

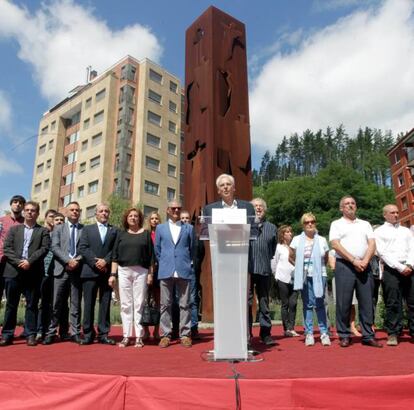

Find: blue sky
<box><xmin>0</xmin><ymin>0</ymin><xmax>413</xmax><ymax>214</ymax></box>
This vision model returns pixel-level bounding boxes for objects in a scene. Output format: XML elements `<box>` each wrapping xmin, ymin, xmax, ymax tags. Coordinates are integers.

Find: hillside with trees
<box><xmin>253</xmin><ymin>126</ymin><xmax>396</xmax><ymax>235</ymax></box>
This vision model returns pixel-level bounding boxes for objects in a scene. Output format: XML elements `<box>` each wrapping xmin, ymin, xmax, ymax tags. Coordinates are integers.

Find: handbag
<box><xmin>140</xmin><ymin>295</ymin><xmax>160</xmax><ymax>326</ymax></box>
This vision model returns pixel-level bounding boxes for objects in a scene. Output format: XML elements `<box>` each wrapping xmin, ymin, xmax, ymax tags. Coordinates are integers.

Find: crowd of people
<box><xmin>0</xmin><ymin>173</ymin><xmax>413</xmax><ymax>350</ymax></box>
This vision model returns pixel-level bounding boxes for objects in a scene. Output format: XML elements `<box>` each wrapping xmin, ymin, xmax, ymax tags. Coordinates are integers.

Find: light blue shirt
<box><xmin>22</xmin><ymin>224</ymin><xmax>34</xmax><ymax>259</ymax></box>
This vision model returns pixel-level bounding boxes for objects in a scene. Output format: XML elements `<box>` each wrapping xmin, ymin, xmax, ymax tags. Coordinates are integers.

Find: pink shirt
<box><xmin>0</xmin><ymin>214</ymin><xmax>24</xmax><ymax>263</ymax></box>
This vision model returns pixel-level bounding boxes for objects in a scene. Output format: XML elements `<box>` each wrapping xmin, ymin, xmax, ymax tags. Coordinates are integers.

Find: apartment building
<box><xmin>31</xmin><ymin>56</ymin><xmax>182</xmax><ymax>219</ymax></box>
<box><xmin>387</xmin><ymin>127</ymin><xmax>414</xmax><ymax>226</ymax></box>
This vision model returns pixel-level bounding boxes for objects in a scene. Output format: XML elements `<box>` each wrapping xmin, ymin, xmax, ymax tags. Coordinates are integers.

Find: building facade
<box><xmin>31</xmin><ymin>56</ymin><xmax>182</xmax><ymax>219</ymax></box>
<box><xmin>387</xmin><ymin>128</ymin><xmax>414</xmax><ymax>226</ymax></box>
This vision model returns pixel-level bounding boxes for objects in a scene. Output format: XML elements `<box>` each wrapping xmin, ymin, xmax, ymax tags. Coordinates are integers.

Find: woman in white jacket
<box><xmin>272</xmin><ymin>225</ymin><xmax>299</xmax><ymax>337</ymax></box>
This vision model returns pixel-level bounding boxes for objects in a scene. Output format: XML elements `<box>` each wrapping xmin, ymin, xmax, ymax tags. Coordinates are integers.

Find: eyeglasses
<box><xmin>170</xmin><ymin>207</ymin><xmax>182</xmax><ymax>211</ymax></box>
<box><xmin>303</xmin><ymin>220</ymin><xmax>316</xmax><ymax>225</ymax></box>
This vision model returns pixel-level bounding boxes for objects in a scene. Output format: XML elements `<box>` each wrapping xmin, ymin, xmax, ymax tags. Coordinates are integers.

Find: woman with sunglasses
<box><xmin>271</xmin><ymin>225</ymin><xmax>299</xmax><ymax>337</ymax></box>
<box><xmin>290</xmin><ymin>213</ymin><xmax>330</xmax><ymax>346</ymax></box>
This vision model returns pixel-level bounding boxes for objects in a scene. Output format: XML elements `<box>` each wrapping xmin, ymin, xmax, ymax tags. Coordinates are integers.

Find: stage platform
<box><xmin>0</xmin><ymin>325</ymin><xmax>413</xmax><ymax>409</ymax></box>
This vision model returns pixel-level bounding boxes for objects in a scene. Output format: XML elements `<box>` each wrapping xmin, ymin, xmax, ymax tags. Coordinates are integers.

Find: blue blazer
<box><xmin>155</xmin><ymin>221</ymin><xmax>194</xmax><ymax>280</ymax></box>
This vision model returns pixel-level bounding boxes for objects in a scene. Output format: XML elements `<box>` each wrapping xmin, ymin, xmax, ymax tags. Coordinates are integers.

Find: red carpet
<box><xmin>0</xmin><ymin>326</ymin><xmax>414</xmax><ymax>409</ymax></box>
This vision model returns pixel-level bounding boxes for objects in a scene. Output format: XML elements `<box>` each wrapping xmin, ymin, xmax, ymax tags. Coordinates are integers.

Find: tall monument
<box><xmin>184</xmin><ymin>6</ymin><xmax>252</xmax><ymax>321</ymax></box>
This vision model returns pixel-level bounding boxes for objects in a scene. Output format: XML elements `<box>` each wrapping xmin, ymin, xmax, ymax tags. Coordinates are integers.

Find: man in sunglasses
<box><xmin>155</xmin><ymin>200</ymin><xmax>195</xmax><ymax>348</ymax></box>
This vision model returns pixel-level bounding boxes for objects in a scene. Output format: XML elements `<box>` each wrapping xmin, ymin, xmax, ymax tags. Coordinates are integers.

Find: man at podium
<box><xmin>202</xmin><ymin>173</ymin><xmax>256</xmax><ymax>236</ymax></box>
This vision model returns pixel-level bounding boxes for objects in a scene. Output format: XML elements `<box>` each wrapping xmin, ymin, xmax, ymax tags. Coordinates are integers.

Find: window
<box><xmin>95</xmin><ymin>88</ymin><xmax>106</xmax><ymax>102</ymax></box>
<box><xmin>82</xmin><ymin>140</ymin><xmax>88</xmax><ymax>151</ymax></box>
<box><xmin>90</xmin><ymin>156</ymin><xmax>100</xmax><ymax>169</ymax></box>
<box><xmin>168</xmin><ymin>164</ymin><xmax>176</xmax><ymax>177</ymax></box>
<box><xmin>149</xmin><ymin>68</ymin><xmax>162</xmax><ymax>84</ymax></box>
<box><xmin>62</xmin><ymin>194</ymin><xmax>71</xmax><ymax>207</ymax></box>
<box><xmin>69</xmin><ymin>112</ymin><xmax>81</xmax><ymax>126</ymax></box>
<box><xmin>126</xmin><ymin>130</ymin><xmax>133</xmax><ymax>147</ymax></box>
<box><xmin>168</xmin><ymin>121</ymin><xmax>176</xmax><ymax>133</ymax></box>
<box><xmin>395</xmin><ymin>151</ymin><xmax>401</xmax><ymax>164</ymax></box>
<box><xmin>169</xmin><ymin>81</ymin><xmax>178</xmax><ymax>93</ymax></box>
<box><xmin>44</xmin><ymin>179</ymin><xmax>49</xmax><ymax>190</ymax></box>
<box><xmin>66</xmin><ymin>151</ymin><xmax>77</xmax><ymax>165</ymax></box>
<box><xmin>398</xmin><ymin>173</ymin><xmax>404</xmax><ymax>187</ymax></box>
<box><xmin>49</xmin><ymin>140</ymin><xmax>54</xmax><ymax>150</ymax></box>
<box><xmin>148</xmin><ymin>89</ymin><xmax>162</xmax><ymax>104</ymax></box>
<box><xmin>167</xmin><ymin>188</ymin><xmax>176</xmax><ymax>201</ymax></box>
<box><xmin>128</xmin><ymin>107</ymin><xmax>134</xmax><ymax>125</ymax></box>
<box><xmin>86</xmin><ymin>205</ymin><xmax>96</xmax><ymax>218</ymax></box>
<box><xmin>41</xmin><ymin>126</ymin><xmax>48</xmax><ymax>135</ymax></box>
<box><xmin>88</xmin><ymin>180</ymin><xmax>99</xmax><ymax>194</ymax></box>
<box><xmin>91</xmin><ymin>132</ymin><xmax>102</xmax><ymax>146</ymax></box>
<box><xmin>144</xmin><ymin>180</ymin><xmax>159</xmax><ymax>195</ymax></box>
<box><xmin>168</xmin><ymin>142</ymin><xmax>177</xmax><ymax>155</ymax></box>
<box><xmin>94</xmin><ymin>110</ymin><xmax>104</xmax><ymax>124</ymax></box>
<box><xmin>46</xmin><ymin>159</ymin><xmax>52</xmax><ymax>169</ymax></box>
<box><xmin>50</xmin><ymin>121</ymin><xmax>56</xmax><ymax>131</ymax></box>
<box><xmin>79</xmin><ymin>162</ymin><xmax>86</xmax><ymax>173</ymax></box>
<box><xmin>34</xmin><ymin>183</ymin><xmax>41</xmax><ymax>194</ymax></box>
<box><xmin>38</xmin><ymin>144</ymin><xmax>46</xmax><ymax>155</ymax></box>
<box><xmin>144</xmin><ymin>205</ymin><xmax>158</xmax><ymax>215</ymax></box>
<box><xmin>121</xmin><ymin>64</ymin><xmax>136</xmax><ymax>81</ymax></box>
<box><xmin>147</xmin><ymin>111</ymin><xmax>161</xmax><ymax>126</ymax></box>
<box><xmin>37</xmin><ymin>163</ymin><xmax>44</xmax><ymax>174</ymax></box>
<box><xmin>169</xmin><ymin>100</ymin><xmax>177</xmax><ymax>113</ymax></box>
<box><xmin>68</xmin><ymin>131</ymin><xmax>80</xmax><ymax>145</ymax></box>
<box><xmin>126</xmin><ymin>153</ymin><xmax>132</xmax><ymax>169</ymax></box>
<box><xmin>64</xmin><ymin>172</ymin><xmax>75</xmax><ymax>185</ymax></box>
<box><xmin>83</xmin><ymin>118</ymin><xmax>90</xmax><ymax>130</ymax></box>
<box><xmin>145</xmin><ymin>156</ymin><xmax>160</xmax><ymax>171</ymax></box>
<box><xmin>77</xmin><ymin>186</ymin><xmax>84</xmax><ymax>198</ymax></box>
<box><xmin>402</xmin><ymin>196</ymin><xmax>408</xmax><ymax>210</ymax></box>
<box><xmin>146</xmin><ymin>132</ymin><xmax>160</xmax><ymax>148</ymax></box>
<box><xmin>85</xmin><ymin>97</ymin><xmax>92</xmax><ymax>109</ymax></box>
<box><xmin>41</xmin><ymin>200</ymin><xmax>47</xmax><ymax>211</ymax></box>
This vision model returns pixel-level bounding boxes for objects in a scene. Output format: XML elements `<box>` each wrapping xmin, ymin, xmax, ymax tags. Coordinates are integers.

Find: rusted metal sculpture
<box><xmin>184</xmin><ymin>6</ymin><xmax>252</xmax><ymax>321</ymax></box>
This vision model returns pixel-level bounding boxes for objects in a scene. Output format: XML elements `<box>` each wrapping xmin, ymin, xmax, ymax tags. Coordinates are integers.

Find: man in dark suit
<box><xmin>202</xmin><ymin>173</ymin><xmax>257</xmax><ymax>238</ymax></box>
<box><xmin>44</xmin><ymin>202</ymin><xmax>84</xmax><ymax>344</ymax></box>
<box><xmin>0</xmin><ymin>201</ymin><xmax>50</xmax><ymax>346</ymax></box>
<box><xmin>79</xmin><ymin>203</ymin><xmax>117</xmax><ymax>345</ymax></box>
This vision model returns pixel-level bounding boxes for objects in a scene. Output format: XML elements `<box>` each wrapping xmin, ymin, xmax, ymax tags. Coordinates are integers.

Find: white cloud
<box><xmin>0</xmin><ymin>90</ymin><xmax>11</xmax><ymax>130</ymax></box>
<box><xmin>0</xmin><ymin>152</ymin><xmax>24</xmax><ymax>177</ymax></box>
<box><xmin>250</xmin><ymin>0</ymin><xmax>414</xmax><ymax>151</ymax></box>
<box><xmin>312</xmin><ymin>0</ymin><xmax>378</xmax><ymax>13</ymax></box>
<box><xmin>0</xmin><ymin>0</ymin><xmax>163</xmax><ymax>103</ymax></box>
<box><xmin>0</xmin><ymin>198</ymin><xmax>10</xmax><ymax>216</ymax></box>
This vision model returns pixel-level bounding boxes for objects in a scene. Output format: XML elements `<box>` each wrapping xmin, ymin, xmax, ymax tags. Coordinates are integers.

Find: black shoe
<box><xmin>191</xmin><ymin>328</ymin><xmax>201</xmax><ymax>340</ymax></box>
<box><xmin>80</xmin><ymin>338</ymin><xmax>94</xmax><ymax>345</ymax></box>
<box><xmin>42</xmin><ymin>336</ymin><xmax>56</xmax><ymax>345</ymax></box>
<box><xmin>60</xmin><ymin>334</ymin><xmax>71</xmax><ymax>342</ymax></box>
<box><xmin>98</xmin><ymin>337</ymin><xmax>116</xmax><ymax>345</ymax></box>
<box><xmin>27</xmin><ymin>335</ymin><xmax>38</xmax><ymax>346</ymax></box>
<box><xmin>71</xmin><ymin>335</ymin><xmax>82</xmax><ymax>344</ymax></box>
<box><xmin>339</xmin><ymin>337</ymin><xmax>351</xmax><ymax>348</ymax></box>
<box><xmin>0</xmin><ymin>338</ymin><xmax>13</xmax><ymax>346</ymax></box>
<box><xmin>261</xmin><ymin>335</ymin><xmax>277</xmax><ymax>346</ymax></box>
<box><xmin>362</xmin><ymin>339</ymin><xmax>383</xmax><ymax>348</ymax></box>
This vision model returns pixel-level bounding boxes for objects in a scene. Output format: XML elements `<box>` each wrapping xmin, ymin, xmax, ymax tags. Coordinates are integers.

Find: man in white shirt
<box><xmin>329</xmin><ymin>196</ymin><xmax>381</xmax><ymax>348</ymax></box>
<box><xmin>375</xmin><ymin>204</ymin><xmax>414</xmax><ymax>346</ymax></box>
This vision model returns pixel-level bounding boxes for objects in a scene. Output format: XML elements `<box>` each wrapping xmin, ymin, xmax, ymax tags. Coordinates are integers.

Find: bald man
<box><xmin>375</xmin><ymin>204</ymin><xmax>414</xmax><ymax>346</ymax></box>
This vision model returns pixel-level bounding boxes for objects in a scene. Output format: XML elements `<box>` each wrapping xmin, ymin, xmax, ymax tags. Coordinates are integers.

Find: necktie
<box><xmin>99</xmin><ymin>224</ymin><xmax>107</xmax><ymax>243</ymax></box>
<box><xmin>70</xmin><ymin>224</ymin><xmax>76</xmax><ymax>257</ymax></box>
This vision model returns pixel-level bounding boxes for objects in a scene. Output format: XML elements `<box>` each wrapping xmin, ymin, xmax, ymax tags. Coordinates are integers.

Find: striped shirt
<box><xmin>250</xmin><ymin>220</ymin><xmax>277</xmax><ymax>275</ymax></box>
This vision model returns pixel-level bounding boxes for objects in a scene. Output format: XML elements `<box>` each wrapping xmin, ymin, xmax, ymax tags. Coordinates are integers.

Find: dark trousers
<box><xmin>2</xmin><ymin>275</ymin><xmax>41</xmax><ymax>339</ymax></box>
<box><xmin>37</xmin><ymin>275</ymin><xmax>53</xmax><ymax>336</ymax></box>
<box><xmin>47</xmin><ymin>271</ymin><xmax>81</xmax><ymax>337</ymax></box>
<box><xmin>382</xmin><ymin>265</ymin><xmax>414</xmax><ymax>336</ymax></box>
<box><xmin>249</xmin><ymin>274</ymin><xmax>272</xmax><ymax>338</ymax></box>
<box><xmin>82</xmin><ymin>277</ymin><xmax>112</xmax><ymax>340</ymax></box>
<box><xmin>277</xmin><ymin>280</ymin><xmax>298</xmax><ymax>331</ymax></box>
<box><xmin>335</xmin><ymin>259</ymin><xmax>374</xmax><ymax>341</ymax></box>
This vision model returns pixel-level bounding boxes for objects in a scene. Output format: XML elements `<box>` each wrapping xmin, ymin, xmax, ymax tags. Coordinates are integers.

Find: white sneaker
<box><xmin>321</xmin><ymin>333</ymin><xmax>331</xmax><ymax>346</ymax></box>
<box><xmin>305</xmin><ymin>334</ymin><xmax>315</xmax><ymax>346</ymax></box>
